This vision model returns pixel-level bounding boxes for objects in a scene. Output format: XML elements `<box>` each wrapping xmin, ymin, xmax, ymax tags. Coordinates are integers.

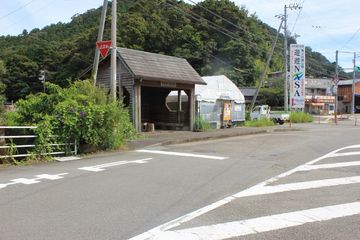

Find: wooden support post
<box><xmin>189</xmin><ymin>88</ymin><xmax>195</xmax><ymax>131</ymax></box>
<box><xmin>177</xmin><ymin>90</ymin><xmax>182</xmax><ymax>124</ymax></box>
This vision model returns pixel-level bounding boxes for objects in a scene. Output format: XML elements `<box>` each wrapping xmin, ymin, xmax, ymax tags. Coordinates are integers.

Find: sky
<box><xmin>0</xmin><ymin>0</ymin><xmax>359</xmax><ymax>70</ymax></box>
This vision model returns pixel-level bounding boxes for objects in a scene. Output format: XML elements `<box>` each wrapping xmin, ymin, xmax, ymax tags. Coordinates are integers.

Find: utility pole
<box><xmin>92</xmin><ymin>0</ymin><xmax>108</xmax><ymax>85</ymax></box>
<box><xmin>335</xmin><ymin>50</ymin><xmax>339</xmax><ymax>125</ymax></box>
<box><xmin>110</xmin><ymin>0</ymin><xmax>118</xmax><ymax>101</ymax></box>
<box><xmin>250</xmin><ymin>18</ymin><xmax>284</xmax><ymax>111</ymax></box>
<box><xmin>352</xmin><ymin>52</ymin><xmax>356</xmax><ymax>115</ymax></box>
<box><xmin>284</xmin><ymin>5</ymin><xmax>288</xmax><ymax>112</ymax></box>
<box><xmin>283</xmin><ymin>3</ymin><xmax>302</xmax><ymax>112</ymax></box>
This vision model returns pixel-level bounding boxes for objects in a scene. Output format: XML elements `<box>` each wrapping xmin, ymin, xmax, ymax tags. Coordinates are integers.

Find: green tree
<box><xmin>0</xmin><ymin>0</ymin><xmax>342</xmax><ymax>102</ymax></box>
<box><xmin>2</xmin><ymin>54</ymin><xmax>40</xmax><ymax>101</ymax></box>
<box><xmin>0</xmin><ymin>60</ymin><xmax>7</xmax><ymax>121</ymax></box>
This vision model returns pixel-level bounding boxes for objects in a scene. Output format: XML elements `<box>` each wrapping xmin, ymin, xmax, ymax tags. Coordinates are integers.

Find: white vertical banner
<box><xmin>290</xmin><ymin>44</ymin><xmax>306</xmax><ymax>109</ymax></box>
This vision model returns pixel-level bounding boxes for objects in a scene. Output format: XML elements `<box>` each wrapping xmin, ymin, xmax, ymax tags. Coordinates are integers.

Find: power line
<box><xmin>144</xmin><ymin>2</ymin><xmax>253</xmax><ymax>75</ymax></box>
<box><xmin>301</xmin><ymin>12</ymin><xmax>353</xmax><ymax>51</ymax></box>
<box><xmin>0</xmin><ymin>0</ymin><xmax>39</xmax><ymax>21</ymax></box>
<box><xmin>164</xmin><ymin>1</ymin><xmax>259</xmax><ymax>50</ymax></box>
<box><xmin>343</xmin><ymin>26</ymin><xmax>360</xmax><ymax>47</ymax></box>
<box><xmin>185</xmin><ymin>0</ymin><xmax>257</xmax><ymax>40</ymax></box>
<box><xmin>165</xmin><ymin>1</ymin><xmax>239</xmax><ymax>40</ymax></box>
<box><xmin>290</xmin><ymin>0</ymin><xmax>305</xmax><ymax>34</ymax></box>
<box><xmin>0</xmin><ymin>0</ymin><xmax>57</xmax><ymax>34</ymax></box>
<box><xmin>179</xmin><ymin>35</ymin><xmax>252</xmax><ymax>75</ymax></box>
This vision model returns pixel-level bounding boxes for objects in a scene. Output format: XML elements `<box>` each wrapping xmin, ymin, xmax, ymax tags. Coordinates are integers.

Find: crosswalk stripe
<box><xmin>159</xmin><ymin>201</ymin><xmax>360</xmax><ymax>240</ymax></box>
<box><xmin>299</xmin><ymin>161</ymin><xmax>360</xmax><ymax>171</ymax></box>
<box><xmin>235</xmin><ymin>176</ymin><xmax>360</xmax><ymax>198</ymax></box>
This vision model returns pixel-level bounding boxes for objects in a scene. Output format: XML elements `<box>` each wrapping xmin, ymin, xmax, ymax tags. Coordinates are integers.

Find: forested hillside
<box><xmin>0</xmin><ymin>0</ymin><xmax>343</xmax><ymax>102</ymax></box>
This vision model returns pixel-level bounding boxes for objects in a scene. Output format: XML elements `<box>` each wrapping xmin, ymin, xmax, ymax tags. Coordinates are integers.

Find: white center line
<box><xmin>78</xmin><ymin>158</ymin><xmax>153</xmax><ymax>172</ymax></box>
<box><xmin>157</xmin><ymin>201</ymin><xmax>360</xmax><ymax>240</ymax></box>
<box><xmin>136</xmin><ymin>149</ymin><xmax>227</xmax><ymax>160</ymax></box>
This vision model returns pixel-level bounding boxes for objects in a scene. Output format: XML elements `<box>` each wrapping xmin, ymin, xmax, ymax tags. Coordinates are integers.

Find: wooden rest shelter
<box><xmin>96</xmin><ymin>48</ymin><xmax>206</xmax><ymax>132</ymax></box>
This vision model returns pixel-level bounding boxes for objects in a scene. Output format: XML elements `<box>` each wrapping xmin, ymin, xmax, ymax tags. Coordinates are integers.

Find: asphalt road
<box><xmin>1</xmin><ymin>122</ymin><xmax>360</xmax><ymax>240</ymax></box>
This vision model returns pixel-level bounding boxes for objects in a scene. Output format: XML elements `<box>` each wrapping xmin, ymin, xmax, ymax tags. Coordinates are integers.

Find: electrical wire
<box><xmin>165</xmin><ymin>1</ymin><xmax>239</xmax><ymax>40</ymax></box>
<box><xmin>185</xmin><ymin>0</ymin><xmax>257</xmax><ymax>39</ymax></box>
<box><xmin>290</xmin><ymin>0</ymin><xmax>305</xmax><ymax>34</ymax></box>
<box><xmin>343</xmin><ymin>26</ymin><xmax>360</xmax><ymax>47</ymax></box>
<box><xmin>164</xmin><ymin>1</ymin><xmax>259</xmax><ymax>50</ymax></box>
<box><xmin>0</xmin><ymin>0</ymin><xmax>58</xmax><ymax>34</ymax></box>
<box><xmin>0</xmin><ymin>0</ymin><xmax>39</xmax><ymax>21</ymax></box>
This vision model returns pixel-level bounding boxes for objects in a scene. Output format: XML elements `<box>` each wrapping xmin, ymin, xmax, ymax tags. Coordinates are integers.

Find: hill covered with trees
<box><xmin>0</xmin><ymin>0</ymin><xmax>346</xmax><ymax>102</ymax></box>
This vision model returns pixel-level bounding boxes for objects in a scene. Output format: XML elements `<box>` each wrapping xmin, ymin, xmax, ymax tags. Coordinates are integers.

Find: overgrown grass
<box><xmin>194</xmin><ymin>116</ymin><xmax>212</xmax><ymax>132</ymax></box>
<box><xmin>245</xmin><ymin>118</ymin><xmax>275</xmax><ymax>127</ymax></box>
<box><xmin>290</xmin><ymin>111</ymin><xmax>313</xmax><ymax>123</ymax></box>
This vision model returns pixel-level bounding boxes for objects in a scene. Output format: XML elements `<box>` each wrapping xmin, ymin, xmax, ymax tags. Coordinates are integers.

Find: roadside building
<box><xmin>196</xmin><ymin>75</ymin><xmax>246</xmax><ymax>128</ymax></box>
<box><xmin>96</xmin><ymin>48</ymin><xmax>206</xmax><ymax>132</ymax></box>
<box><xmin>304</xmin><ymin>78</ymin><xmax>335</xmax><ymax>114</ymax></box>
<box><xmin>239</xmin><ymin>87</ymin><xmax>257</xmax><ymax>106</ymax></box>
<box><xmin>337</xmin><ymin>79</ymin><xmax>360</xmax><ymax>113</ymax></box>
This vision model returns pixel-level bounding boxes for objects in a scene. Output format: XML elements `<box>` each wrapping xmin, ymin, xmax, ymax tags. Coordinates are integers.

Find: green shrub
<box><xmin>194</xmin><ymin>116</ymin><xmax>212</xmax><ymax>132</ymax></box>
<box><xmin>245</xmin><ymin>111</ymin><xmax>251</xmax><ymax>121</ymax></box>
<box><xmin>245</xmin><ymin>118</ymin><xmax>275</xmax><ymax>127</ymax></box>
<box><xmin>290</xmin><ymin>111</ymin><xmax>313</xmax><ymax>123</ymax></box>
<box><xmin>0</xmin><ymin>81</ymin><xmax>6</xmax><ymax>124</ymax></box>
<box><xmin>5</xmin><ymin>80</ymin><xmax>136</xmax><ymax>157</ymax></box>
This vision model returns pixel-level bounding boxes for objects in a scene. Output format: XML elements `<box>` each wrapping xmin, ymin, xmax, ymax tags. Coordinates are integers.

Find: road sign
<box><xmin>96</xmin><ymin>40</ymin><xmax>112</xmax><ymax>58</ymax></box>
<box><xmin>289</xmin><ymin>44</ymin><xmax>306</xmax><ymax>109</ymax></box>
<box><xmin>332</xmin><ymin>76</ymin><xmax>339</xmax><ymax>85</ymax></box>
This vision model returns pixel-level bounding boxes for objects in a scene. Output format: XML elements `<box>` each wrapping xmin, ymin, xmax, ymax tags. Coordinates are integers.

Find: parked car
<box><xmin>250</xmin><ymin>105</ymin><xmax>289</xmax><ymax>125</ymax></box>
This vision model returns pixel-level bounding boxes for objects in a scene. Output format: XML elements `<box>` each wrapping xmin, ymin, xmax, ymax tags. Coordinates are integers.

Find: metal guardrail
<box><xmin>0</xmin><ymin>126</ymin><xmax>77</xmax><ymax>159</ymax></box>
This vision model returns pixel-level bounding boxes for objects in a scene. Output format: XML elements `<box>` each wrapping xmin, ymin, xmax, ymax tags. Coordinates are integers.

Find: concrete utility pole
<box><xmin>352</xmin><ymin>52</ymin><xmax>356</xmax><ymax>115</ymax></box>
<box><xmin>335</xmin><ymin>50</ymin><xmax>339</xmax><ymax>125</ymax></box>
<box><xmin>250</xmin><ymin>18</ymin><xmax>284</xmax><ymax>111</ymax></box>
<box><xmin>283</xmin><ymin>3</ymin><xmax>302</xmax><ymax>112</ymax></box>
<box><xmin>284</xmin><ymin>5</ymin><xmax>288</xmax><ymax>112</ymax></box>
<box><xmin>92</xmin><ymin>0</ymin><xmax>108</xmax><ymax>85</ymax></box>
<box><xmin>110</xmin><ymin>0</ymin><xmax>118</xmax><ymax>101</ymax></box>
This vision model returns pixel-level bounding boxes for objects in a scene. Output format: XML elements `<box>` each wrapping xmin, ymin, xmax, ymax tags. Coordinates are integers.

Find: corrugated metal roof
<box><xmin>118</xmin><ymin>48</ymin><xmax>206</xmax><ymax>85</ymax></box>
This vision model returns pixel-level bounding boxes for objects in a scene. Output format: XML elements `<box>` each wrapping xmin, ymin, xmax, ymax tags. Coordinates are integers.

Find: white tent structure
<box><xmin>196</xmin><ymin>75</ymin><xmax>246</xmax><ymax>128</ymax></box>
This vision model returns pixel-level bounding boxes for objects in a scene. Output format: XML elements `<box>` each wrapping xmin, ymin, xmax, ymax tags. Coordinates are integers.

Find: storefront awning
<box><xmin>311</xmin><ymin>102</ymin><xmax>324</xmax><ymax>106</ymax></box>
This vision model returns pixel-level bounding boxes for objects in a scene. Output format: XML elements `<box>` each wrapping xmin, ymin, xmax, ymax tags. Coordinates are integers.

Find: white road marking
<box><xmin>10</xmin><ymin>178</ymin><xmax>40</xmax><ymax>185</ymax></box>
<box><xmin>1</xmin><ymin>173</ymin><xmax>69</xmax><ymax>190</ymax></box>
<box><xmin>129</xmin><ymin>144</ymin><xmax>360</xmax><ymax>240</ymax></box>
<box><xmin>235</xmin><ymin>176</ymin><xmax>360</xmax><ymax>198</ymax></box>
<box><xmin>157</xmin><ymin>201</ymin><xmax>360</xmax><ymax>240</ymax></box>
<box><xmin>54</xmin><ymin>156</ymin><xmax>81</xmax><ymax>162</ymax></box>
<box><xmin>136</xmin><ymin>149</ymin><xmax>227</xmax><ymax>160</ymax></box>
<box><xmin>329</xmin><ymin>151</ymin><xmax>360</xmax><ymax>158</ymax></box>
<box><xmin>78</xmin><ymin>158</ymin><xmax>152</xmax><ymax>172</ymax></box>
<box><xmin>298</xmin><ymin>161</ymin><xmax>360</xmax><ymax>171</ymax></box>
<box><xmin>35</xmin><ymin>173</ymin><xmax>68</xmax><ymax>180</ymax></box>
